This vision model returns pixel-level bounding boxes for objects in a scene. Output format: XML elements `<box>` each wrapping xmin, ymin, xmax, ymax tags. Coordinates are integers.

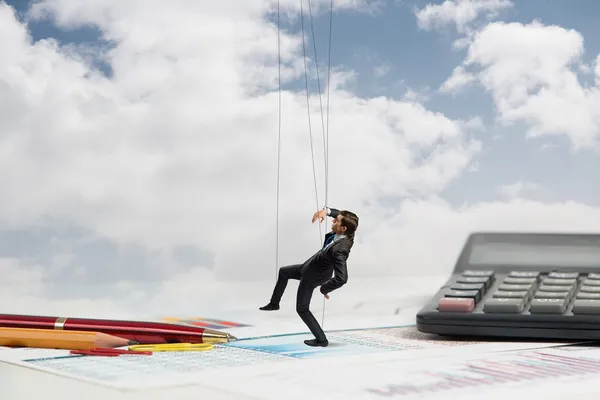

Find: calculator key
<box><xmin>577</xmin><ymin>292</ymin><xmax>600</xmax><ymax>300</ymax></box>
<box><xmin>508</xmin><ymin>271</ymin><xmax>540</xmax><ymax>279</ymax></box>
<box><xmin>572</xmin><ymin>300</ymin><xmax>600</xmax><ymax>314</ymax></box>
<box><xmin>587</xmin><ymin>273</ymin><xmax>600</xmax><ymax>280</ymax></box>
<box><xmin>542</xmin><ymin>278</ymin><xmax>577</xmax><ymax>286</ymax></box>
<box><xmin>462</xmin><ymin>270</ymin><xmax>494</xmax><ymax>277</ymax></box>
<box><xmin>529</xmin><ymin>298</ymin><xmax>567</xmax><ymax>314</ymax></box>
<box><xmin>503</xmin><ymin>277</ymin><xmax>537</xmax><ymax>285</ymax></box>
<box><xmin>483</xmin><ymin>298</ymin><xmax>524</xmax><ymax>313</ymax></box>
<box><xmin>450</xmin><ymin>283</ymin><xmax>485</xmax><ymax>292</ymax></box>
<box><xmin>579</xmin><ymin>285</ymin><xmax>600</xmax><ymax>293</ymax></box>
<box><xmin>582</xmin><ymin>278</ymin><xmax>600</xmax><ymax>286</ymax></box>
<box><xmin>538</xmin><ymin>284</ymin><xmax>574</xmax><ymax>292</ymax></box>
<box><xmin>493</xmin><ymin>291</ymin><xmax>528</xmax><ymax>299</ymax></box>
<box><xmin>548</xmin><ymin>272</ymin><xmax>579</xmax><ymax>279</ymax></box>
<box><xmin>445</xmin><ymin>290</ymin><xmax>481</xmax><ymax>303</ymax></box>
<box><xmin>498</xmin><ymin>284</ymin><xmax>533</xmax><ymax>292</ymax></box>
<box><xmin>457</xmin><ymin>276</ymin><xmax>493</xmax><ymax>288</ymax></box>
<box><xmin>438</xmin><ymin>297</ymin><xmax>474</xmax><ymax>312</ymax></box>
<box><xmin>534</xmin><ymin>291</ymin><xmax>570</xmax><ymax>299</ymax></box>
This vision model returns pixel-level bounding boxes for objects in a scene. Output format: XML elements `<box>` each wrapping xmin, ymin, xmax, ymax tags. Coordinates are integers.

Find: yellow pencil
<box><xmin>128</xmin><ymin>342</ymin><xmax>214</xmax><ymax>352</ymax></box>
<box><xmin>0</xmin><ymin>327</ymin><xmax>138</xmax><ymax>350</ymax></box>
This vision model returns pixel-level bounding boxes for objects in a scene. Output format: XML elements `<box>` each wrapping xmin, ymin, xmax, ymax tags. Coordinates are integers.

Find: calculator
<box><xmin>416</xmin><ymin>231</ymin><xmax>600</xmax><ymax>340</ymax></box>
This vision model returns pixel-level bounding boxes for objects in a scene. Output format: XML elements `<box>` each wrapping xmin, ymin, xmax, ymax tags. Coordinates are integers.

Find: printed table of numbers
<box><xmin>21</xmin><ymin>346</ymin><xmax>292</xmax><ymax>387</ymax></box>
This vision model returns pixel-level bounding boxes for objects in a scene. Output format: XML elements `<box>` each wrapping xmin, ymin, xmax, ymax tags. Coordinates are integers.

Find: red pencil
<box><xmin>0</xmin><ymin>314</ymin><xmax>237</xmax><ymax>344</ymax></box>
<box><xmin>70</xmin><ymin>348</ymin><xmax>153</xmax><ymax>356</ymax></box>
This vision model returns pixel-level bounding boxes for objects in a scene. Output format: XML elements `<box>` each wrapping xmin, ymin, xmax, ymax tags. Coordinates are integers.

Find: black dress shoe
<box><xmin>304</xmin><ymin>338</ymin><xmax>328</xmax><ymax>347</ymax></box>
<box><xmin>259</xmin><ymin>302</ymin><xmax>280</xmax><ymax>311</ymax></box>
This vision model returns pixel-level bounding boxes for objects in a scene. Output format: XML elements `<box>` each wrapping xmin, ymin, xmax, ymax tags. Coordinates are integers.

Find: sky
<box><xmin>2</xmin><ymin>0</ymin><xmax>600</xmax><ymax>319</ymax></box>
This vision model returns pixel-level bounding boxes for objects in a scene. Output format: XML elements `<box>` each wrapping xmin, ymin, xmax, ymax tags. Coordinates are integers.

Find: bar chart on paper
<box><xmin>365</xmin><ymin>349</ymin><xmax>600</xmax><ymax>397</ymax></box>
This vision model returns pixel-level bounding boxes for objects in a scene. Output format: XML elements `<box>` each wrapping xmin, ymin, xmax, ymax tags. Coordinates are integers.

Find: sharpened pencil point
<box><xmin>128</xmin><ymin>340</ymin><xmax>140</xmax><ymax>345</ymax></box>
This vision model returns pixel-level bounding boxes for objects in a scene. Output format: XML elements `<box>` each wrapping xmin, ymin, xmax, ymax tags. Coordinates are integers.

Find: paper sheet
<box><xmin>0</xmin><ymin>325</ymin><xmax>577</xmax><ymax>392</ymax></box>
<box><xmin>204</xmin><ymin>342</ymin><xmax>600</xmax><ymax>400</ymax></box>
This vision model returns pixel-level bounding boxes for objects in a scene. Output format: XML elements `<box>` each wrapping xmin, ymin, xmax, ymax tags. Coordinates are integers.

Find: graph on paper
<box><xmin>362</xmin><ymin>346</ymin><xmax>600</xmax><ymax>398</ymax></box>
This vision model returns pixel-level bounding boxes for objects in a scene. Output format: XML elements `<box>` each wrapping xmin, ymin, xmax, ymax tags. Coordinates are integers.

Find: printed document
<box><xmin>0</xmin><ymin>324</ymin><xmax>579</xmax><ymax>392</ymax></box>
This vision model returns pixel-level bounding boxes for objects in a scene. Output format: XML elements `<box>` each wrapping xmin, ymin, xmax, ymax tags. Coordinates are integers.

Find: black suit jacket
<box><xmin>300</xmin><ymin>208</ymin><xmax>353</xmax><ymax>294</ymax></box>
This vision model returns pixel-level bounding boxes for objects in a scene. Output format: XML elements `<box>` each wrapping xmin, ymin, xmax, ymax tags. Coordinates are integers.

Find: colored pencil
<box><xmin>0</xmin><ymin>327</ymin><xmax>138</xmax><ymax>350</ymax></box>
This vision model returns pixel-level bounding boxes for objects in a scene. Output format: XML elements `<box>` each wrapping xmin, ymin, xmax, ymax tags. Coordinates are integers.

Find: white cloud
<box><xmin>374</xmin><ymin>63</ymin><xmax>391</xmax><ymax>78</ymax></box>
<box><xmin>497</xmin><ymin>180</ymin><xmax>544</xmax><ymax>199</ymax></box>
<box><xmin>415</xmin><ymin>0</ymin><xmax>513</xmax><ymax>34</ymax></box>
<box><xmin>0</xmin><ymin>0</ymin><xmax>479</xmax><ymax>291</ymax></box>
<box><xmin>441</xmin><ymin>20</ymin><xmax>600</xmax><ymax>151</ymax></box>
<box><xmin>440</xmin><ymin>65</ymin><xmax>476</xmax><ymax>92</ymax></box>
<box><xmin>348</xmin><ymin>198</ymin><xmax>600</xmax><ymax>279</ymax></box>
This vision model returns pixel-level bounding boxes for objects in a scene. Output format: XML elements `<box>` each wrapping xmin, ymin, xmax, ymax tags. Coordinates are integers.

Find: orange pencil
<box><xmin>0</xmin><ymin>327</ymin><xmax>138</xmax><ymax>350</ymax></box>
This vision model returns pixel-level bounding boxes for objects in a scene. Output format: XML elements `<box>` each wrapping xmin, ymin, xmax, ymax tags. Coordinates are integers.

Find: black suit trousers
<box><xmin>269</xmin><ymin>264</ymin><xmax>327</xmax><ymax>341</ymax></box>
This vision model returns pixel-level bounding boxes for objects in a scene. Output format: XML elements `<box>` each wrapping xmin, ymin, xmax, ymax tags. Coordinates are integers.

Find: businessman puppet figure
<box><xmin>259</xmin><ymin>207</ymin><xmax>359</xmax><ymax>347</ymax></box>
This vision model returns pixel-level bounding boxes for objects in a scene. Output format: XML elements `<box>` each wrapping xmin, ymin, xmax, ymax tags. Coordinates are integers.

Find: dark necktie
<box><xmin>323</xmin><ymin>235</ymin><xmax>335</xmax><ymax>249</ymax></box>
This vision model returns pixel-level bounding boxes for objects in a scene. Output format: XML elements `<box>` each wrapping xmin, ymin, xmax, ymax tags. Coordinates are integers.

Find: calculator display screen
<box><xmin>468</xmin><ymin>241</ymin><xmax>600</xmax><ymax>267</ymax></box>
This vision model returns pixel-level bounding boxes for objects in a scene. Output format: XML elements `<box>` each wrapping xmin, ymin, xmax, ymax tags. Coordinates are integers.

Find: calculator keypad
<box><xmin>438</xmin><ymin>270</ymin><xmax>495</xmax><ymax>312</ymax></box>
<box><xmin>436</xmin><ymin>270</ymin><xmax>600</xmax><ymax>315</ymax></box>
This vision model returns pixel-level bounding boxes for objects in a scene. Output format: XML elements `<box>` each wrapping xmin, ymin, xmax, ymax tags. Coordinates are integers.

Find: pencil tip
<box><xmin>128</xmin><ymin>340</ymin><xmax>140</xmax><ymax>345</ymax></box>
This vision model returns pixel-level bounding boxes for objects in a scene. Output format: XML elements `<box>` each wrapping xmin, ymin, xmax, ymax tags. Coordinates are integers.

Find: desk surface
<box><xmin>4</xmin><ymin>275</ymin><xmax>600</xmax><ymax>399</ymax></box>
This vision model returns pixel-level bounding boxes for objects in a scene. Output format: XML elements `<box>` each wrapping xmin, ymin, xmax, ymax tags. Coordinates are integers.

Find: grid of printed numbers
<box><xmin>26</xmin><ymin>346</ymin><xmax>291</xmax><ymax>383</ymax></box>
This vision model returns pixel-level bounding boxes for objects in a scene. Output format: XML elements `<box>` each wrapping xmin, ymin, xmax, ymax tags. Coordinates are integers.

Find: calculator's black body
<box><xmin>416</xmin><ymin>231</ymin><xmax>600</xmax><ymax>340</ymax></box>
